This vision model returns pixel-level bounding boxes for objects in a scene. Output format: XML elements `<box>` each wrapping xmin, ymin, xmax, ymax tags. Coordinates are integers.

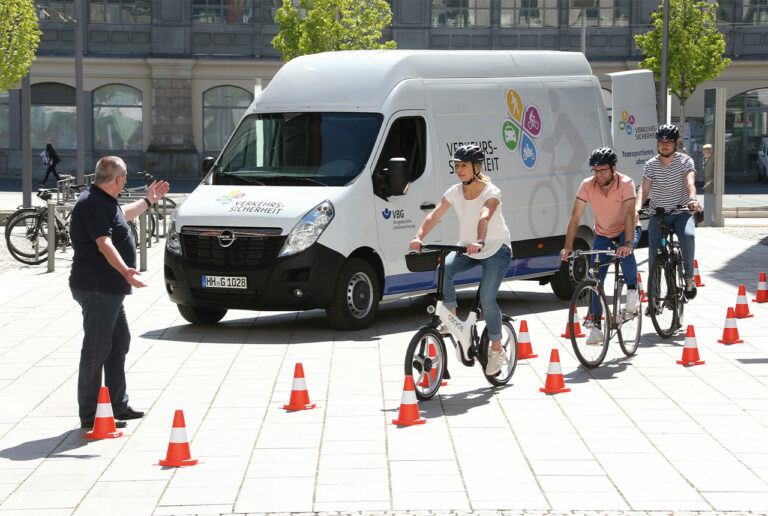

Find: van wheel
<box><xmin>326</xmin><ymin>258</ymin><xmax>380</xmax><ymax>330</ymax></box>
<box><xmin>550</xmin><ymin>239</ymin><xmax>589</xmax><ymax>300</ymax></box>
<box><xmin>178</xmin><ymin>304</ymin><xmax>227</xmax><ymax>325</ymax></box>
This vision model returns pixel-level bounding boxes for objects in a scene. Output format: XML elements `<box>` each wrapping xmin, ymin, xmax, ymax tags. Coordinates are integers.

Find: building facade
<box><xmin>1</xmin><ymin>0</ymin><xmax>766</xmax><ymax>180</ymax></box>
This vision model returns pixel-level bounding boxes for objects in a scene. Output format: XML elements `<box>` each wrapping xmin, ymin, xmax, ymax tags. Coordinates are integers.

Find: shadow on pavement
<box><xmin>0</xmin><ymin>430</ymin><xmax>96</xmax><ymax>461</ymax></box>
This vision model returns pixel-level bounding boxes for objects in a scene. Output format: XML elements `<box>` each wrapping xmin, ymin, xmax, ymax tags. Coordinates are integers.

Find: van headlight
<box><xmin>166</xmin><ymin>211</ymin><xmax>182</xmax><ymax>256</ymax></box>
<box><xmin>279</xmin><ymin>200</ymin><xmax>335</xmax><ymax>257</ymax></box>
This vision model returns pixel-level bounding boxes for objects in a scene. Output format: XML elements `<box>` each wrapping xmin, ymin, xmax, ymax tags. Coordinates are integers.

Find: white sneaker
<box><xmin>586</xmin><ymin>327</ymin><xmax>604</xmax><ymax>346</ymax></box>
<box><xmin>625</xmin><ymin>289</ymin><xmax>639</xmax><ymax>313</ymax></box>
<box><xmin>485</xmin><ymin>348</ymin><xmax>507</xmax><ymax>376</ymax></box>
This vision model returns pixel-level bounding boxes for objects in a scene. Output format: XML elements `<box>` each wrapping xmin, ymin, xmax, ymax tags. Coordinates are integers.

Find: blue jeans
<box><xmin>71</xmin><ymin>287</ymin><xmax>131</xmax><ymax>420</ymax></box>
<box><xmin>589</xmin><ymin>227</ymin><xmax>641</xmax><ymax>320</ymax></box>
<box><xmin>647</xmin><ymin>212</ymin><xmax>695</xmax><ymax>290</ymax></box>
<box><xmin>443</xmin><ymin>245</ymin><xmax>512</xmax><ymax>341</ymax></box>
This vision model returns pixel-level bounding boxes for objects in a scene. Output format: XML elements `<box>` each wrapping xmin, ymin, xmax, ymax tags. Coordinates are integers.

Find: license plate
<box><xmin>202</xmin><ymin>275</ymin><xmax>247</xmax><ymax>289</ymax></box>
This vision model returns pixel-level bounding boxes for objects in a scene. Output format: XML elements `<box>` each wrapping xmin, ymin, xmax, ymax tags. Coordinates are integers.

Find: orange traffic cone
<box><xmin>718</xmin><ymin>307</ymin><xmax>744</xmax><ymax>344</ymax></box>
<box><xmin>561</xmin><ymin>307</ymin><xmax>585</xmax><ymax>338</ymax></box>
<box><xmin>753</xmin><ymin>272</ymin><xmax>768</xmax><ymax>303</ymax></box>
<box><xmin>282</xmin><ymin>362</ymin><xmax>317</xmax><ymax>410</ymax></box>
<box><xmin>392</xmin><ymin>375</ymin><xmax>426</xmax><ymax>426</ymax></box>
<box><xmin>539</xmin><ymin>349</ymin><xmax>571</xmax><ymax>394</ymax></box>
<box><xmin>638</xmin><ymin>273</ymin><xmax>648</xmax><ymax>303</ymax></box>
<box><xmin>693</xmin><ymin>260</ymin><xmax>705</xmax><ymax>287</ymax></box>
<box><xmin>85</xmin><ymin>386</ymin><xmax>123</xmax><ymax>440</ymax></box>
<box><xmin>516</xmin><ymin>320</ymin><xmax>537</xmax><ymax>359</ymax></box>
<box><xmin>677</xmin><ymin>325</ymin><xmax>705</xmax><ymax>366</ymax></box>
<box><xmin>418</xmin><ymin>342</ymin><xmax>447</xmax><ymax>387</ymax></box>
<box><xmin>734</xmin><ymin>285</ymin><xmax>754</xmax><ymax>319</ymax></box>
<box><xmin>158</xmin><ymin>410</ymin><xmax>198</xmax><ymax>467</ymax></box>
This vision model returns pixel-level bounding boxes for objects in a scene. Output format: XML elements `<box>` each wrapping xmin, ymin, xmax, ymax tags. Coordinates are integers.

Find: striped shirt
<box><xmin>643</xmin><ymin>153</ymin><xmax>695</xmax><ymax>210</ymax></box>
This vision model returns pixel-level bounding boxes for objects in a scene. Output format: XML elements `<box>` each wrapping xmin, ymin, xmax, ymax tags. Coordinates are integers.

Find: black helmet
<box><xmin>588</xmin><ymin>147</ymin><xmax>618</xmax><ymax>167</ymax></box>
<box><xmin>451</xmin><ymin>145</ymin><xmax>485</xmax><ymax>164</ymax></box>
<box><xmin>656</xmin><ymin>124</ymin><xmax>680</xmax><ymax>141</ymax></box>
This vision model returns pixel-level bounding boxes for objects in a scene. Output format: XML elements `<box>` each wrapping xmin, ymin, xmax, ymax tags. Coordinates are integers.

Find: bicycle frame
<box><xmin>575</xmin><ymin>249</ymin><xmax>625</xmax><ymax>337</ymax></box>
<box><xmin>644</xmin><ymin>208</ymin><xmax>688</xmax><ymax>307</ymax></box>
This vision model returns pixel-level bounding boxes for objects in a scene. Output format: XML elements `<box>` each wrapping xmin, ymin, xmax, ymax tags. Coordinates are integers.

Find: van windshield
<box><xmin>214</xmin><ymin>112</ymin><xmax>383</xmax><ymax>187</ymax></box>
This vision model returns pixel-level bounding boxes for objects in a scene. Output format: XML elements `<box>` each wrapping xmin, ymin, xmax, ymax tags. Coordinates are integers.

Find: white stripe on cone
<box><xmin>519</xmin><ymin>331</ymin><xmax>530</xmax><ymax>342</ymax></box>
<box><xmin>400</xmin><ymin>387</ymin><xmax>418</xmax><ymax>405</ymax></box>
<box><xmin>737</xmin><ymin>294</ymin><xmax>748</xmax><ymax>304</ymax></box>
<box><xmin>759</xmin><ymin>281</ymin><xmax>767</xmax><ymax>289</ymax></box>
<box><xmin>169</xmin><ymin>427</ymin><xmax>189</xmax><ymax>444</ymax></box>
<box><xmin>547</xmin><ymin>360</ymin><xmax>563</xmax><ymax>375</ymax></box>
<box><xmin>94</xmin><ymin>402</ymin><xmax>114</xmax><ymax>418</ymax></box>
<box><xmin>291</xmin><ymin>377</ymin><xmax>307</xmax><ymax>391</ymax></box>
<box><xmin>684</xmin><ymin>336</ymin><xmax>697</xmax><ymax>349</ymax></box>
<box><xmin>725</xmin><ymin>318</ymin><xmax>738</xmax><ymax>329</ymax></box>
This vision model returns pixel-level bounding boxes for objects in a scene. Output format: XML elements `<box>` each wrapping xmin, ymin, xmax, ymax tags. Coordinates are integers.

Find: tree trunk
<box><xmin>678</xmin><ymin>97</ymin><xmax>687</xmax><ymax>153</ymax></box>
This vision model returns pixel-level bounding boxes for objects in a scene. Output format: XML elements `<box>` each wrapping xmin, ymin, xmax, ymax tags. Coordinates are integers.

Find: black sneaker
<box><xmin>684</xmin><ymin>278</ymin><xmax>697</xmax><ymax>300</ymax></box>
<box><xmin>114</xmin><ymin>406</ymin><xmax>145</xmax><ymax>420</ymax></box>
<box><xmin>81</xmin><ymin>419</ymin><xmax>127</xmax><ymax>429</ymax></box>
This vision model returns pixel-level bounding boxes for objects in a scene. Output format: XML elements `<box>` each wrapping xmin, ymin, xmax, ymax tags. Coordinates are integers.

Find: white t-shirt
<box><xmin>443</xmin><ymin>182</ymin><xmax>511</xmax><ymax>260</ymax></box>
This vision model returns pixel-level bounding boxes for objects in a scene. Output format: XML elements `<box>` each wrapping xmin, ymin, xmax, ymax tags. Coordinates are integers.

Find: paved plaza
<box><xmin>0</xmin><ymin>223</ymin><xmax>767</xmax><ymax>515</ymax></box>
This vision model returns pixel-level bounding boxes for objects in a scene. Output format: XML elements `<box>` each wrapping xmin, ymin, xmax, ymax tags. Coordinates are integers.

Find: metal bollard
<box><xmin>47</xmin><ymin>201</ymin><xmax>56</xmax><ymax>272</ymax></box>
<box><xmin>139</xmin><ymin>210</ymin><xmax>147</xmax><ymax>272</ymax></box>
<box><xmin>162</xmin><ymin>196</ymin><xmax>167</xmax><ymax>237</ymax></box>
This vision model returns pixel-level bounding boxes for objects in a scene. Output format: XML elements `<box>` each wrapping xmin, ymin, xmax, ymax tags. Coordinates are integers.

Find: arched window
<box><xmin>203</xmin><ymin>86</ymin><xmax>252</xmax><ymax>153</ymax></box>
<box><xmin>31</xmin><ymin>82</ymin><xmax>76</xmax><ymax>150</ymax></box>
<box><xmin>0</xmin><ymin>91</ymin><xmax>9</xmax><ymax>149</ymax></box>
<box><xmin>93</xmin><ymin>84</ymin><xmax>143</xmax><ymax>151</ymax></box>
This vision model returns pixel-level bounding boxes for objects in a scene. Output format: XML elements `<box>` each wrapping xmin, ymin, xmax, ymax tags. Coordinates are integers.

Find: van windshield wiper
<box><xmin>216</xmin><ymin>172</ymin><xmax>264</xmax><ymax>186</ymax></box>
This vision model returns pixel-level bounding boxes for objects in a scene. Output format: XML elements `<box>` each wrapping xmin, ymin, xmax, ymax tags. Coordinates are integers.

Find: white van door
<box><xmin>372</xmin><ymin>111</ymin><xmax>443</xmax><ymax>296</ymax></box>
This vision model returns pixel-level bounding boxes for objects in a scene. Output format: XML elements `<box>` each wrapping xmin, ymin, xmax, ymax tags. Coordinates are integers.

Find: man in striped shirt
<box><xmin>635</xmin><ymin>124</ymin><xmax>702</xmax><ymax>303</ymax></box>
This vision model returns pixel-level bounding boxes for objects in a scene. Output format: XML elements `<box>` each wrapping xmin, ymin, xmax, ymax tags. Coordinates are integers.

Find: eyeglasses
<box><xmin>592</xmin><ymin>166</ymin><xmax>612</xmax><ymax>175</ymax></box>
<box><xmin>657</xmin><ymin>140</ymin><xmax>676</xmax><ymax>146</ymax></box>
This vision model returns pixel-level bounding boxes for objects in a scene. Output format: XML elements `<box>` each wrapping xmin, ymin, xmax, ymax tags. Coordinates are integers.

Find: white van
<box><xmin>164</xmin><ymin>50</ymin><xmax>657</xmax><ymax>329</ymax></box>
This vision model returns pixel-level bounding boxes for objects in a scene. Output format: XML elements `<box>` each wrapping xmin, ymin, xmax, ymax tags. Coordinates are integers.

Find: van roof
<box><xmin>256</xmin><ymin>50</ymin><xmax>592</xmax><ymax>111</ymax></box>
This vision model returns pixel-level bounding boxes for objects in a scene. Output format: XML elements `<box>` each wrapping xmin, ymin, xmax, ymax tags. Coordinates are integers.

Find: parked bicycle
<box><xmin>566</xmin><ymin>246</ymin><xmax>642</xmax><ymax>368</ymax></box>
<box><xmin>117</xmin><ymin>170</ymin><xmax>176</xmax><ymax>239</ymax></box>
<box><xmin>639</xmin><ymin>206</ymin><xmax>690</xmax><ymax>338</ymax></box>
<box><xmin>5</xmin><ymin>189</ymin><xmax>138</xmax><ymax>265</ymax></box>
<box><xmin>403</xmin><ymin>244</ymin><xmax>518</xmax><ymax>400</ymax></box>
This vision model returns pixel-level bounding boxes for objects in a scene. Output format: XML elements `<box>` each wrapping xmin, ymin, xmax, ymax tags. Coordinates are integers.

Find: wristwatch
<box><xmin>477</xmin><ymin>240</ymin><xmax>485</xmax><ymax>247</ymax></box>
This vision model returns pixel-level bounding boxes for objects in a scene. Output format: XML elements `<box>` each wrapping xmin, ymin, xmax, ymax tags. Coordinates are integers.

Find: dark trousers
<box><xmin>71</xmin><ymin>287</ymin><xmax>130</xmax><ymax>420</ymax></box>
<box><xmin>42</xmin><ymin>165</ymin><xmax>60</xmax><ymax>183</ymax></box>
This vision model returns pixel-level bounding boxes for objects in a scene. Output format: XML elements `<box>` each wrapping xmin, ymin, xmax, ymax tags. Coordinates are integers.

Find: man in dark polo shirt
<box><xmin>70</xmin><ymin>156</ymin><xmax>170</xmax><ymax>429</ymax></box>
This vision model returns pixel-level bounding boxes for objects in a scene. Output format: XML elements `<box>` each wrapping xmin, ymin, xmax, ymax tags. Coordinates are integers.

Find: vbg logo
<box><xmin>382</xmin><ymin>208</ymin><xmax>405</xmax><ymax>220</ymax></box>
<box><xmin>216</xmin><ymin>190</ymin><xmax>245</xmax><ymax>205</ymax></box>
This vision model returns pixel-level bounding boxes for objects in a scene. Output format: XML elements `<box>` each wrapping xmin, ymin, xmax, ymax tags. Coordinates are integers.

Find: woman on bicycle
<box><xmin>410</xmin><ymin>145</ymin><xmax>512</xmax><ymax>376</ymax></box>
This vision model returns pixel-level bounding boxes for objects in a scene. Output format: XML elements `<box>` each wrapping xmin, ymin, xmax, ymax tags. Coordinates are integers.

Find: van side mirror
<box><xmin>201</xmin><ymin>156</ymin><xmax>215</xmax><ymax>178</ymax></box>
<box><xmin>373</xmin><ymin>157</ymin><xmax>411</xmax><ymax>200</ymax></box>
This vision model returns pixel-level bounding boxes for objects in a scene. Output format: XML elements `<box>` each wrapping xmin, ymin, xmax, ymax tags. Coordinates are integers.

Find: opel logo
<box><xmin>218</xmin><ymin>229</ymin><xmax>236</xmax><ymax>248</ymax></box>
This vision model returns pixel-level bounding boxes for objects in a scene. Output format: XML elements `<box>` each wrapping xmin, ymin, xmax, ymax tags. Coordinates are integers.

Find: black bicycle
<box><xmin>5</xmin><ymin>189</ymin><xmax>139</xmax><ymax>265</ymax></box>
<box><xmin>639</xmin><ymin>206</ymin><xmax>691</xmax><ymax>338</ymax></box>
<box><xmin>403</xmin><ymin>244</ymin><xmax>518</xmax><ymax>400</ymax></box>
<box><xmin>567</xmin><ymin>246</ymin><xmax>642</xmax><ymax>368</ymax></box>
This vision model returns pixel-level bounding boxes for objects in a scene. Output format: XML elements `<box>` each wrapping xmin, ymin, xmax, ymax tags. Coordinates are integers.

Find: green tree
<box><xmin>272</xmin><ymin>0</ymin><xmax>396</xmax><ymax>63</ymax></box>
<box><xmin>0</xmin><ymin>0</ymin><xmax>41</xmax><ymax>93</ymax></box>
<box><xmin>634</xmin><ymin>0</ymin><xmax>730</xmax><ymax>144</ymax></box>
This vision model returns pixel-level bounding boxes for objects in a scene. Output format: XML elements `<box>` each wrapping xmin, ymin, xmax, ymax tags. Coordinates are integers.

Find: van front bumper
<box><xmin>164</xmin><ymin>244</ymin><xmax>346</xmax><ymax>311</ymax></box>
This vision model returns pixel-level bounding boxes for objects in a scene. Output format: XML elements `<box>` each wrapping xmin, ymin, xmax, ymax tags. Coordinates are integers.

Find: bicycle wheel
<box><xmin>404</xmin><ymin>327</ymin><xmax>447</xmax><ymax>401</ymax></box>
<box><xmin>5</xmin><ymin>212</ymin><xmax>48</xmax><ymax>265</ymax></box>
<box><xmin>4</xmin><ymin>208</ymin><xmax>39</xmax><ymax>240</ymax></box>
<box><xmin>618</xmin><ymin>288</ymin><xmax>642</xmax><ymax>356</ymax></box>
<box><xmin>479</xmin><ymin>319</ymin><xmax>518</xmax><ymax>386</ymax></box>
<box><xmin>127</xmin><ymin>220</ymin><xmax>139</xmax><ymax>247</ymax></box>
<box><xmin>570</xmin><ymin>281</ymin><xmax>609</xmax><ymax>368</ymax></box>
<box><xmin>649</xmin><ymin>260</ymin><xmax>678</xmax><ymax>338</ymax></box>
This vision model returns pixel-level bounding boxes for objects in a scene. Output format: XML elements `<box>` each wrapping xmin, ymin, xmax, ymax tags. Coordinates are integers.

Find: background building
<box><xmin>1</xmin><ymin>0</ymin><xmax>766</xmax><ymax>183</ymax></box>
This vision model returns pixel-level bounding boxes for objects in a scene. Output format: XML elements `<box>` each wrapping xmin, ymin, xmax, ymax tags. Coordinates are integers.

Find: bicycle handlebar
<box><xmin>638</xmin><ymin>205</ymin><xmax>692</xmax><ymax>220</ymax></box>
<box><xmin>421</xmin><ymin>244</ymin><xmax>468</xmax><ymax>254</ymax></box>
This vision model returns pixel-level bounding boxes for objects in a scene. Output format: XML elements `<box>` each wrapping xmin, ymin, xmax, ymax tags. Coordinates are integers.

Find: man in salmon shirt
<box><xmin>560</xmin><ymin>147</ymin><xmax>641</xmax><ymax>345</ymax></box>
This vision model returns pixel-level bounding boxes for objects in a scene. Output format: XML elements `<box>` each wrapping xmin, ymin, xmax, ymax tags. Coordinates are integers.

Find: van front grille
<box><xmin>181</xmin><ymin>227</ymin><xmax>285</xmax><ymax>269</ymax></box>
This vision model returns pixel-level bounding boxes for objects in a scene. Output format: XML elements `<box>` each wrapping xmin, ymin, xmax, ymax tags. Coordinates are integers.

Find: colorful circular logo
<box><xmin>620</xmin><ymin>111</ymin><xmax>635</xmax><ymax>136</ymax></box>
<box><xmin>524</xmin><ymin>105</ymin><xmax>541</xmax><ymax>137</ymax></box>
<box><xmin>216</xmin><ymin>190</ymin><xmax>245</xmax><ymax>205</ymax></box>
<box><xmin>502</xmin><ymin>120</ymin><xmax>521</xmax><ymax>152</ymax></box>
<box><xmin>521</xmin><ymin>133</ymin><xmax>537</xmax><ymax>169</ymax></box>
<box><xmin>506</xmin><ymin>89</ymin><xmax>523</xmax><ymax>123</ymax></box>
